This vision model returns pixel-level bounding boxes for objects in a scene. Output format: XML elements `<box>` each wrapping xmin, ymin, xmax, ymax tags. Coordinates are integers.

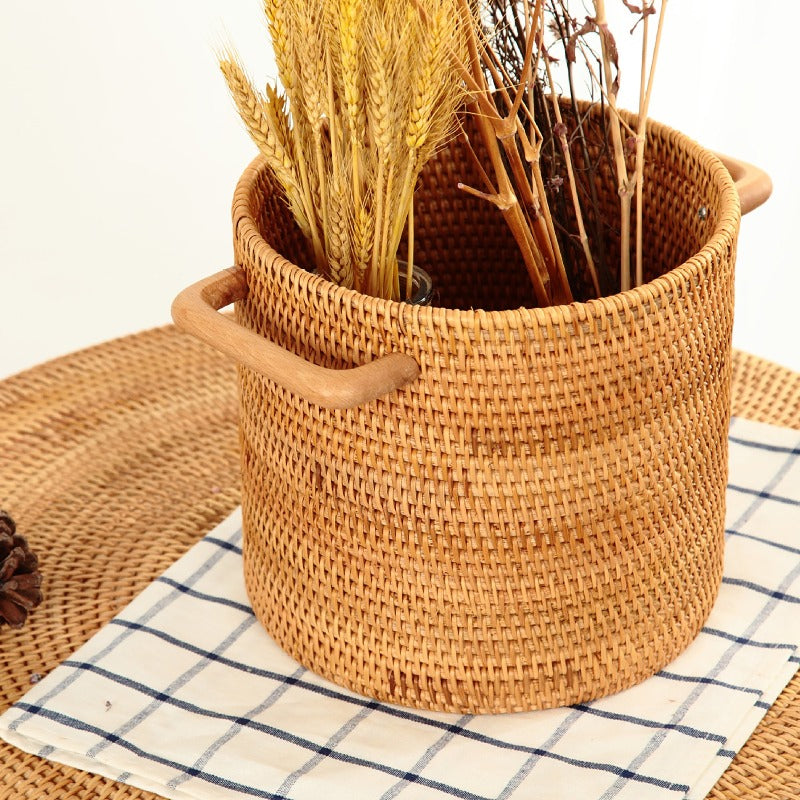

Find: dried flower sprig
<box><xmin>221</xmin><ymin>0</ymin><xmax>466</xmax><ymax>301</ymax></box>
<box><xmin>566</xmin><ymin>0</ymin><xmax>668</xmax><ymax>289</ymax></box>
<box><xmin>446</xmin><ymin>0</ymin><xmax>575</xmax><ymax>306</ymax></box>
<box><xmin>477</xmin><ymin>0</ymin><xmax>668</xmax><ymax>298</ymax></box>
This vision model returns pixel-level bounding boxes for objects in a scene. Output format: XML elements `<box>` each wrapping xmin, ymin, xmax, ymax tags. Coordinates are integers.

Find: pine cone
<box><xmin>0</xmin><ymin>511</ymin><xmax>43</xmax><ymax>629</ymax></box>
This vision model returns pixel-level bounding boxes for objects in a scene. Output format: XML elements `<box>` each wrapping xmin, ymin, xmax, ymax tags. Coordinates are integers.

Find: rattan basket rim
<box><xmin>232</xmin><ymin>112</ymin><xmax>741</xmax><ymax>330</ymax></box>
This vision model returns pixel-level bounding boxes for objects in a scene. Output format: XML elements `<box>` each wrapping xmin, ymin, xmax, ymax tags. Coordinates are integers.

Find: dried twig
<box><xmin>543</xmin><ymin>43</ymin><xmax>601</xmax><ymax>296</ymax></box>
<box><xmin>631</xmin><ymin>0</ymin><xmax>669</xmax><ymax>286</ymax></box>
<box><xmin>591</xmin><ymin>0</ymin><xmax>633</xmax><ymax>291</ymax></box>
<box><xmin>449</xmin><ymin>0</ymin><xmax>573</xmax><ymax>305</ymax></box>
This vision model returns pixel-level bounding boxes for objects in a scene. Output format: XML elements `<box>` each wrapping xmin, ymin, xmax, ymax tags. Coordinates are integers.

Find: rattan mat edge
<box><xmin>0</xmin><ymin>328</ymin><xmax>797</xmax><ymax>800</ymax></box>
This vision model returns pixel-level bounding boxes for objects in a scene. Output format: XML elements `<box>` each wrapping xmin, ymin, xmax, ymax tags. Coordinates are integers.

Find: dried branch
<box><xmin>631</xmin><ymin>0</ymin><xmax>669</xmax><ymax>286</ymax></box>
<box><xmin>592</xmin><ymin>0</ymin><xmax>632</xmax><ymax>291</ymax></box>
<box><xmin>543</xmin><ymin>53</ymin><xmax>601</xmax><ymax>295</ymax></box>
<box><xmin>450</xmin><ymin>0</ymin><xmax>573</xmax><ymax>305</ymax></box>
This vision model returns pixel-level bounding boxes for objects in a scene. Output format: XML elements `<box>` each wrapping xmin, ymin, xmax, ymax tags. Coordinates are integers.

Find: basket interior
<box><xmin>251</xmin><ymin>108</ymin><xmax>727</xmax><ymax>311</ymax></box>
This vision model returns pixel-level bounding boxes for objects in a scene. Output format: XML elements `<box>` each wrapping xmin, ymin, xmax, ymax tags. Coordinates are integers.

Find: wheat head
<box><xmin>219</xmin><ymin>58</ymin><xmax>312</xmax><ymax>236</ymax></box>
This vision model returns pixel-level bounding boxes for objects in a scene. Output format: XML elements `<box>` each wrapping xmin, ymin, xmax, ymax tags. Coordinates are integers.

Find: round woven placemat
<box><xmin>0</xmin><ymin>328</ymin><xmax>797</xmax><ymax>799</ymax></box>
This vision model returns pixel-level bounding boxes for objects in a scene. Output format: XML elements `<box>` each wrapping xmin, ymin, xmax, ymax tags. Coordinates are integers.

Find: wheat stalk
<box><xmin>327</xmin><ymin>170</ymin><xmax>354</xmax><ymax>288</ymax></box>
<box><xmin>395</xmin><ymin>1</ymin><xmax>465</xmax><ymax>298</ymax></box>
<box><xmin>219</xmin><ymin>57</ymin><xmax>312</xmax><ymax>240</ymax></box>
<box><xmin>353</xmin><ymin>197</ymin><xmax>374</xmax><ymax>293</ymax></box>
<box><xmin>365</xmin><ymin>14</ymin><xmax>400</xmax><ymax>296</ymax></box>
<box><xmin>219</xmin><ymin>59</ymin><xmax>295</xmax><ymax>190</ymax></box>
<box><xmin>263</xmin><ymin>0</ymin><xmax>297</xmax><ymax>101</ymax></box>
<box><xmin>337</xmin><ymin>0</ymin><xmax>364</xmax><ymax>209</ymax></box>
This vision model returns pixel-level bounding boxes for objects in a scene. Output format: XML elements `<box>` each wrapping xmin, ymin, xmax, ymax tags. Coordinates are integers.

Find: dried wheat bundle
<box><xmin>221</xmin><ymin>0</ymin><xmax>466</xmax><ymax>301</ymax></box>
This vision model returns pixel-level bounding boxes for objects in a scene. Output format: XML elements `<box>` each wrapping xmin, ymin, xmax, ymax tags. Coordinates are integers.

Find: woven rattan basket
<box><xmin>173</xmin><ymin>112</ymin><xmax>770</xmax><ymax>714</ymax></box>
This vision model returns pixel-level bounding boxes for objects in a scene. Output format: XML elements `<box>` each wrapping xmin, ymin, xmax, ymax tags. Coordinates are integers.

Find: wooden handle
<box><xmin>171</xmin><ymin>267</ymin><xmax>420</xmax><ymax>409</ymax></box>
<box><xmin>716</xmin><ymin>153</ymin><xmax>772</xmax><ymax>215</ymax></box>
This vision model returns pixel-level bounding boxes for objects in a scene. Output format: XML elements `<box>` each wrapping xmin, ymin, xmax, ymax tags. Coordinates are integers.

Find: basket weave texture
<box><xmin>1</xmin><ymin>333</ymin><xmax>797</xmax><ymax>799</ymax></box>
<box><xmin>232</xmin><ymin>115</ymin><xmax>741</xmax><ymax>713</ymax></box>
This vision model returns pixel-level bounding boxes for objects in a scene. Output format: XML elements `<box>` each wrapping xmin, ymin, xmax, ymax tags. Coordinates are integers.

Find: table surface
<box><xmin>1</xmin><ymin>327</ymin><xmax>799</xmax><ymax>800</ymax></box>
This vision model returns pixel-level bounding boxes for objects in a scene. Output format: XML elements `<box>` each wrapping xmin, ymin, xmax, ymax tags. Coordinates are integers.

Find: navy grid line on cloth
<box><xmin>12</xmin><ymin>585</ymin><xmax>696</xmax><ymax>797</ymax></box>
<box><xmin>1</xmin><ymin>415</ymin><xmax>799</xmax><ymax>800</ymax></box>
<box><xmin>595</xmin><ymin>421</ymin><xmax>800</xmax><ymax>777</ymax></box>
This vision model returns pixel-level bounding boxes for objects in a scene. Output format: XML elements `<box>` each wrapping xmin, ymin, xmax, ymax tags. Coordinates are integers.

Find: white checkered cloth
<box><xmin>2</xmin><ymin>416</ymin><xmax>800</xmax><ymax>800</ymax></box>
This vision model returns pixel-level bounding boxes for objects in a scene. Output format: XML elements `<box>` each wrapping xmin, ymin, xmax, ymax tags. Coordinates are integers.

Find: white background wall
<box><xmin>1</xmin><ymin>1</ymin><xmax>797</xmax><ymax>378</ymax></box>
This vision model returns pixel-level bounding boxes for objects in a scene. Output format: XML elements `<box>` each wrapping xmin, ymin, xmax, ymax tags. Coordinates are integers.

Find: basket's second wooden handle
<box><xmin>716</xmin><ymin>153</ymin><xmax>772</xmax><ymax>215</ymax></box>
<box><xmin>171</xmin><ymin>267</ymin><xmax>420</xmax><ymax>409</ymax></box>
